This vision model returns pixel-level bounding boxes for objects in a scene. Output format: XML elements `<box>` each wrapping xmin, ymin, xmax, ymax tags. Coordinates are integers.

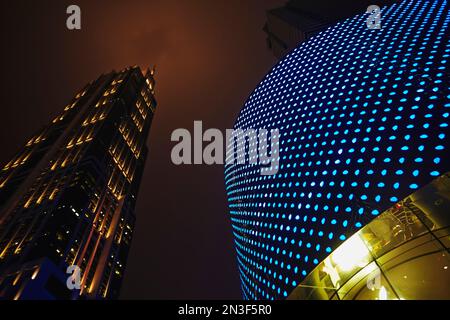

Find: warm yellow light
<box><xmin>2</xmin><ymin>160</ymin><xmax>12</xmax><ymax>171</ymax></box>
<box><xmin>50</xmin><ymin>160</ymin><xmax>60</xmax><ymax>170</ymax></box>
<box><xmin>24</xmin><ymin>195</ymin><xmax>34</xmax><ymax>208</ymax></box>
<box><xmin>13</xmin><ymin>290</ymin><xmax>22</xmax><ymax>300</ymax></box>
<box><xmin>49</xmin><ymin>188</ymin><xmax>58</xmax><ymax>200</ymax></box>
<box><xmin>0</xmin><ymin>172</ymin><xmax>12</xmax><ymax>188</ymax></box>
<box><xmin>26</xmin><ymin>138</ymin><xmax>34</xmax><ymax>146</ymax></box>
<box><xmin>21</xmin><ymin>151</ymin><xmax>32</xmax><ymax>164</ymax></box>
<box><xmin>13</xmin><ymin>157</ymin><xmax>21</xmax><ymax>167</ymax></box>
<box><xmin>331</xmin><ymin>235</ymin><xmax>370</xmax><ymax>272</ymax></box>
<box><xmin>13</xmin><ymin>273</ymin><xmax>21</xmax><ymax>286</ymax></box>
<box><xmin>323</xmin><ymin>258</ymin><xmax>341</xmax><ymax>287</ymax></box>
<box><xmin>61</xmin><ymin>158</ymin><xmax>69</xmax><ymax>168</ymax></box>
<box><xmin>31</xmin><ymin>268</ymin><xmax>40</xmax><ymax>280</ymax></box>
<box><xmin>36</xmin><ymin>192</ymin><xmax>46</xmax><ymax>205</ymax></box>
<box><xmin>379</xmin><ymin>286</ymin><xmax>387</xmax><ymax>300</ymax></box>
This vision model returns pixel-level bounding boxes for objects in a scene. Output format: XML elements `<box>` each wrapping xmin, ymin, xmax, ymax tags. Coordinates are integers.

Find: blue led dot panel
<box><xmin>224</xmin><ymin>0</ymin><xmax>449</xmax><ymax>300</ymax></box>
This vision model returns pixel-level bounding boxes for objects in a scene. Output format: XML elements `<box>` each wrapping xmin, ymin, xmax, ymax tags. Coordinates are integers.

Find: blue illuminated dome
<box><xmin>224</xmin><ymin>0</ymin><xmax>449</xmax><ymax>300</ymax></box>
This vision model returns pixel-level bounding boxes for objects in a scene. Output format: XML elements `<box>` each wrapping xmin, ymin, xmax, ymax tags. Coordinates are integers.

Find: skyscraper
<box><xmin>264</xmin><ymin>0</ymin><xmax>397</xmax><ymax>59</ymax></box>
<box><xmin>226</xmin><ymin>0</ymin><xmax>449</xmax><ymax>299</ymax></box>
<box><xmin>0</xmin><ymin>66</ymin><xmax>156</xmax><ymax>300</ymax></box>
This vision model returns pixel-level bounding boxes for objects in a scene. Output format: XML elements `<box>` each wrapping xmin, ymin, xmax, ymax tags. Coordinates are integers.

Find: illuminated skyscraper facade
<box><xmin>0</xmin><ymin>66</ymin><xmax>156</xmax><ymax>299</ymax></box>
<box><xmin>225</xmin><ymin>0</ymin><xmax>449</xmax><ymax>300</ymax></box>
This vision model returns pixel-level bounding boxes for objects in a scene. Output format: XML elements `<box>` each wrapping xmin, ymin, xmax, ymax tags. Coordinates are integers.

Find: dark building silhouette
<box><xmin>0</xmin><ymin>66</ymin><xmax>156</xmax><ymax>299</ymax></box>
<box><xmin>264</xmin><ymin>0</ymin><xmax>398</xmax><ymax>59</ymax></box>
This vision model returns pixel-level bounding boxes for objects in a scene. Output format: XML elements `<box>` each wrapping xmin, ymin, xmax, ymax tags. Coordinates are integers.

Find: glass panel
<box><xmin>326</xmin><ymin>234</ymin><xmax>373</xmax><ymax>283</ymax></box>
<box><xmin>432</xmin><ymin>227</ymin><xmax>450</xmax><ymax>248</ymax></box>
<box><xmin>408</xmin><ymin>173</ymin><xmax>450</xmax><ymax>230</ymax></box>
<box><xmin>377</xmin><ymin>236</ymin><xmax>447</xmax><ymax>269</ymax></box>
<box><xmin>290</xmin><ymin>261</ymin><xmax>338</xmax><ymax>300</ymax></box>
<box><xmin>383</xmin><ymin>251</ymin><xmax>450</xmax><ymax>300</ymax></box>
<box><xmin>337</xmin><ymin>262</ymin><xmax>380</xmax><ymax>300</ymax></box>
<box><xmin>359</xmin><ymin>205</ymin><xmax>430</xmax><ymax>259</ymax></box>
<box><xmin>344</xmin><ymin>266</ymin><xmax>399</xmax><ymax>300</ymax></box>
<box><xmin>289</xmin><ymin>173</ymin><xmax>450</xmax><ymax>300</ymax></box>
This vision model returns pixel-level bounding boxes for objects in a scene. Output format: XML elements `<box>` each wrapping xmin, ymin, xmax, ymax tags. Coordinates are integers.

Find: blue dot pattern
<box><xmin>224</xmin><ymin>0</ymin><xmax>449</xmax><ymax>300</ymax></box>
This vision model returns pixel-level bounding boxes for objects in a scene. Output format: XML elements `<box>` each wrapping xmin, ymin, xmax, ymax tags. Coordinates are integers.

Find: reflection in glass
<box><xmin>288</xmin><ymin>173</ymin><xmax>450</xmax><ymax>300</ymax></box>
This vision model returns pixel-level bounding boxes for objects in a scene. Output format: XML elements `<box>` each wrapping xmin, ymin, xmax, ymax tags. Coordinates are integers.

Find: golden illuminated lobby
<box><xmin>288</xmin><ymin>173</ymin><xmax>450</xmax><ymax>300</ymax></box>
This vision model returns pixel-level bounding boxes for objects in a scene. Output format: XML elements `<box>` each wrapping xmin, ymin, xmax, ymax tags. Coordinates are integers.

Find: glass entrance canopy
<box><xmin>288</xmin><ymin>173</ymin><xmax>450</xmax><ymax>300</ymax></box>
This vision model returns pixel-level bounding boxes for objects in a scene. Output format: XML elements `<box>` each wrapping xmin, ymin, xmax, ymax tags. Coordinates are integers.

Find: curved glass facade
<box><xmin>288</xmin><ymin>172</ymin><xmax>450</xmax><ymax>300</ymax></box>
<box><xmin>224</xmin><ymin>0</ymin><xmax>449</xmax><ymax>299</ymax></box>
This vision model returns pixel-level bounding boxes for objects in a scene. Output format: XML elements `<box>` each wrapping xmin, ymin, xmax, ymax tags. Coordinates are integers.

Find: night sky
<box><xmin>0</xmin><ymin>0</ymin><xmax>285</xmax><ymax>299</ymax></box>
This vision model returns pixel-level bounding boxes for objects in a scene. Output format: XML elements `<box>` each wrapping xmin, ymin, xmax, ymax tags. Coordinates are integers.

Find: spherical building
<box><xmin>224</xmin><ymin>0</ymin><xmax>449</xmax><ymax>300</ymax></box>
